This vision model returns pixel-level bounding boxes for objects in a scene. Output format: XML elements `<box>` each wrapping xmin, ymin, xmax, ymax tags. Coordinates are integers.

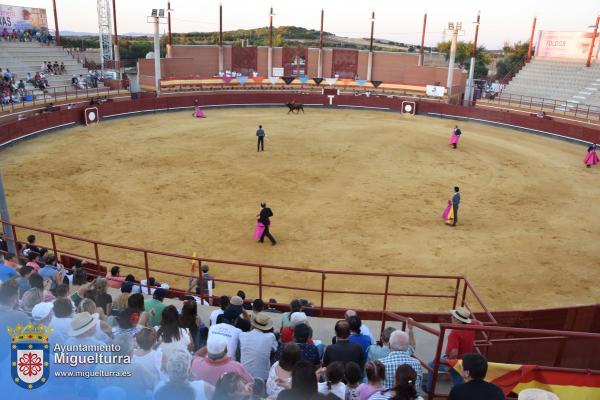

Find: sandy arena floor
<box><xmin>1</xmin><ymin>107</ymin><xmax>599</xmax><ymax>312</ymax></box>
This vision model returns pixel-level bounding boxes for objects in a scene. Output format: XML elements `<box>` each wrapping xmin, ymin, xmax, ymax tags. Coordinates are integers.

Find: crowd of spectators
<box><xmin>1</xmin><ymin>27</ymin><xmax>53</xmax><ymax>44</ymax></box>
<box><xmin>0</xmin><ymin>238</ymin><xmax>511</xmax><ymax>400</ymax></box>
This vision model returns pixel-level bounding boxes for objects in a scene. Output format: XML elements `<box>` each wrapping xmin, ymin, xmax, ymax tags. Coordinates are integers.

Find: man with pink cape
<box><xmin>192</xmin><ymin>99</ymin><xmax>206</xmax><ymax>118</ymax></box>
<box><xmin>254</xmin><ymin>202</ymin><xmax>277</xmax><ymax>245</ymax></box>
<box><xmin>442</xmin><ymin>187</ymin><xmax>461</xmax><ymax>226</ymax></box>
<box><xmin>584</xmin><ymin>144</ymin><xmax>599</xmax><ymax>168</ymax></box>
<box><xmin>442</xmin><ymin>200</ymin><xmax>454</xmax><ymax>225</ymax></box>
<box><xmin>449</xmin><ymin>125</ymin><xmax>462</xmax><ymax>149</ymax></box>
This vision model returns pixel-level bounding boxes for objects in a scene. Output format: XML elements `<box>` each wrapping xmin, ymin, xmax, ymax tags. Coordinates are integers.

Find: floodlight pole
<box><xmin>527</xmin><ymin>16</ymin><xmax>537</xmax><ymax>61</ymax></box>
<box><xmin>152</xmin><ymin>15</ymin><xmax>161</xmax><ymax>96</ymax></box>
<box><xmin>112</xmin><ymin>0</ymin><xmax>120</xmax><ymax>62</ymax></box>
<box><xmin>0</xmin><ymin>169</ymin><xmax>16</xmax><ymax>255</ymax></box>
<box><xmin>318</xmin><ymin>8</ymin><xmax>324</xmax><ymax>78</ymax></box>
<box><xmin>219</xmin><ymin>3</ymin><xmax>223</xmax><ymax>73</ymax></box>
<box><xmin>367</xmin><ymin>11</ymin><xmax>375</xmax><ymax>81</ymax></box>
<box><xmin>466</xmin><ymin>11</ymin><xmax>480</xmax><ymax>106</ymax></box>
<box><xmin>52</xmin><ymin>0</ymin><xmax>61</xmax><ymax>45</ymax></box>
<box><xmin>167</xmin><ymin>1</ymin><xmax>173</xmax><ymax>58</ymax></box>
<box><xmin>446</xmin><ymin>23</ymin><xmax>460</xmax><ymax>103</ymax></box>
<box><xmin>586</xmin><ymin>15</ymin><xmax>600</xmax><ymax>67</ymax></box>
<box><xmin>418</xmin><ymin>12</ymin><xmax>427</xmax><ymax>66</ymax></box>
<box><xmin>268</xmin><ymin>7</ymin><xmax>273</xmax><ymax>78</ymax></box>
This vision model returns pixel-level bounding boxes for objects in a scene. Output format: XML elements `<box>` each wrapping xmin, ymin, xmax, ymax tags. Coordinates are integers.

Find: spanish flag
<box><xmin>448</xmin><ymin>360</ymin><xmax>600</xmax><ymax>400</ymax></box>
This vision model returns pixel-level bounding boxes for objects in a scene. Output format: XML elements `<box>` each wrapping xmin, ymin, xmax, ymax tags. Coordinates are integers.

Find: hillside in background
<box><xmin>62</xmin><ymin>25</ymin><xmax>437</xmax><ymax>60</ymax></box>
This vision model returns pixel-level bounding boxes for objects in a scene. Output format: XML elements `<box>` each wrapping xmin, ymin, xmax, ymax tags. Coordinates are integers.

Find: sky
<box><xmin>6</xmin><ymin>0</ymin><xmax>600</xmax><ymax>49</ymax></box>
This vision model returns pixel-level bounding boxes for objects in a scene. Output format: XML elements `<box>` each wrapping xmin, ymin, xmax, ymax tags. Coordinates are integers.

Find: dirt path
<box><xmin>1</xmin><ymin>108</ymin><xmax>599</xmax><ymax>311</ymax></box>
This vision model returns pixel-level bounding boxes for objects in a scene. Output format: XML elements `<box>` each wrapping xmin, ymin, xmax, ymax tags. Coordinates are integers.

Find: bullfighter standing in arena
<box><xmin>449</xmin><ymin>125</ymin><xmax>462</xmax><ymax>149</ymax></box>
<box><xmin>257</xmin><ymin>202</ymin><xmax>277</xmax><ymax>245</ymax></box>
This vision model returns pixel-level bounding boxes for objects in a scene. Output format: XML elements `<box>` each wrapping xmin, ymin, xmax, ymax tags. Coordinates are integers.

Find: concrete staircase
<box><xmin>0</xmin><ymin>41</ymin><xmax>90</xmax><ymax>98</ymax></box>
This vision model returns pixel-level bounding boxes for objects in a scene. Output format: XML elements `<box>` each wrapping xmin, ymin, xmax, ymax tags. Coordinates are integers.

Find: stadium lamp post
<box><xmin>318</xmin><ymin>8</ymin><xmax>324</xmax><ymax>78</ymax></box>
<box><xmin>148</xmin><ymin>9</ymin><xmax>166</xmax><ymax>96</ymax></box>
<box><xmin>418</xmin><ymin>11</ymin><xmax>427</xmax><ymax>67</ymax></box>
<box><xmin>52</xmin><ymin>0</ymin><xmax>61</xmax><ymax>46</ymax></box>
<box><xmin>446</xmin><ymin>21</ymin><xmax>461</xmax><ymax>103</ymax></box>
<box><xmin>112</xmin><ymin>0</ymin><xmax>120</xmax><ymax>63</ymax></box>
<box><xmin>0</xmin><ymin>170</ymin><xmax>16</xmax><ymax>255</ymax></box>
<box><xmin>219</xmin><ymin>3</ymin><xmax>224</xmax><ymax>74</ymax></box>
<box><xmin>527</xmin><ymin>16</ymin><xmax>537</xmax><ymax>61</ymax></box>
<box><xmin>367</xmin><ymin>11</ymin><xmax>375</xmax><ymax>81</ymax></box>
<box><xmin>465</xmin><ymin>11</ymin><xmax>481</xmax><ymax>107</ymax></box>
<box><xmin>586</xmin><ymin>15</ymin><xmax>600</xmax><ymax>67</ymax></box>
<box><xmin>268</xmin><ymin>7</ymin><xmax>274</xmax><ymax>78</ymax></box>
<box><xmin>166</xmin><ymin>1</ymin><xmax>173</xmax><ymax>58</ymax></box>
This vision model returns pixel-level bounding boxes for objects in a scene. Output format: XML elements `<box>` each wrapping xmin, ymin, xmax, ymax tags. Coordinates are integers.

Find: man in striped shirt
<box><xmin>379</xmin><ymin>330</ymin><xmax>423</xmax><ymax>390</ymax></box>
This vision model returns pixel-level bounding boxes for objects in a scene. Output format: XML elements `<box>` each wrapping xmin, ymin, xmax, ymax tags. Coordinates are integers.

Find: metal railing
<box><xmin>0</xmin><ymin>219</ymin><xmax>495</xmax><ymax>321</ymax></box>
<box><xmin>478</xmin><ymin>92</ymin><xmax>600</xmax><ymax>121</ymax></box>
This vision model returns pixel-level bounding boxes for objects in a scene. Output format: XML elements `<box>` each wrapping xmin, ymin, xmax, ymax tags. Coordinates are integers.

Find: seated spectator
<box><xmin>424</xmin><ymin>307</ymin><xmax>478</xmax><ymax>391</ymax></box>
<box><xmin>0</xmin><ymin>280</ymin><xmax>29</xmax><ymax>329</ymax></box>
<box><xmin>110</xmin><ymin>282</ymin><xmax>132</xmax><ymax>317</ymax></box>
<box><xmin>49</xmin><ymin>297</ymin><xmax>75</xmax><ymax>343</ymax></box>
<box><xmin>132</xmin><ymin>327</ymin><xmax>162</xmax><ymax>382</ymax></box>
<box><xmin>252</xmin><ymin>298</ymin><xmax>264</xmax><ymax>314</ymax></box>
<box><xmin>281</xmin><ymin>299</ymin><xmax>302</xmax><ymax>329</ymax></box>
<box><xmin>69</xmin><ymin>268</ymin><xmax>88</xmax><ymax>306</ymax></box>
<box><xmin>518</xmin><ymin>389</ymin><xmax>560</xmax><ymax>400</ymax></box>
<box><xmin>53</xmin><ymin>61</ymin><xmax>59</xmax><ymax>74</ymax></box>
<box><xmin>448</xmin><ymin>353</ymin><xmax>504</xmax><ymax>400</ymax></box>
<box><xmin>370</xmin><ymin>364</ymin><xmax>423</xmax><ymax>400</ymax></box>
<box><xmin>25</xmin><ymin>252</ymin><xmax>41</xmax><ymax>272</ymax></box>
<box><xmin>277</xmin><ymin>360</ymin><xmax>319</xmax><ymax>400</ymax></box>
<box><xmin>291</xmin><ymin>323</ymin><xmax>320</xmax><ymax>367</ymax></box>
<box><xmin>112</xmin><ymin>307</ymin><xmax>141</xmax><ymax>337</ymax></box>
<box><xmin>210</xmin><ymin>295</ymin><xmax>229</xmax><ymax>326</ymax></box>
<box><xmin>134</xmin><ymin>276</ymin><xmax>158</xmax><ymax>294</ymax></box>
<box><xmin>32</xmin><ymin>301</ymin><xmax>54</xmax><ymax>325</ymax></box>
<box><xmin>92</xmin><ymin>277</ymin><xmax>113</xmax><ymax>316</ymax></box>
<box><xmin>180</xmin><ymin>299</ymin><xmax>208</xmax><ymax>351</ymax></box>
<box><xmin>4</xmin><ymin>253</ymin><xmax>18</xmax><ymax>269</ymax></box>
<box><xmin>213</xmin><ymin>372</ymin><xmax>253</xmax><ymax>400</ymax></box>
<box><xmin>66</xmin><ymin>311</ymin><xmax>106</xmax><ymax>346</ymax></box>
<box><xmin>265</xmin><ymin>298</ymin><xmax>282</xmax><ymax>313</ymax></box>
<box><xmin>356</xmin><ymin>360</ymin><xmax>386</xmax><ymax>400</ymax></box>
<box><xmin>209</xmin><ymin>306</ymin><xmax>243</xmax><ymax>359</ymax></box>
<box><xmin>21</xmin><ymin>273</ymin><xmax>54</xmax><ymax>315</ymax></box>
<box><xmin>106</xmin><ymin>265</ymin><xmax>126</xmax><ymax>289</ymax></box>
<box><xmin>237</xmin><ymin>290</ymin><xmax>252</xmax><ymax>310</ymax></box>
<box><xmin>127</xmin><ymin>292</ymin><xmax>150</xmax><ymax>326</ymax></box>
<box><xmin>281</xmin><ymin>311</ymin><xmax>308</xmax><ymax>343</ymax></box>
<box><xmin>348</xmin><ymin>315</ymin><xmax>371</xmax><ymax>354</ymax></box>
<box><xmin>317</xmin><ymin>361</ymin><xmax>346</xmax><ymax>399</ymax></box>
<box><xmin>380</xmin><ymin>330</ymin><xmax>422</xmax><ymax>390</ymax></box>
<box><xmin>156</xmin><ymin>305</ymin><xmax>192</xmax><ymax>354</ymax></box>
<box><xmin>267</xmin><ymin>343</ymin><xmax>301</xmax><ymax>397</ymax></box>
<box><xmin>15</xmin><ymin>265</ymin><xmax>34</xmax><ymax>299</ymax></box>
<box><xmin>23</xmin><ymin>234</ymin><xmax>45</xmax><ymax>257</ymax></box>
<box><xmin>0</xmin><ymin>254</ymin><xmax>17</xmax><ymax>282</ymax></box>
<box><xmin>38</xmin><ymin>253</ymin><xmax>61</xmax><ymax>282</ymax></box>
<box><xmin>190</xmin><ymin>335</ymin><xmax>254</xmax><ymax>386</ymax></box>
<box><xmin>78</xmin><ymin>298</ymin><xmax>112</xmax><ymax>341</ymax></box>
<box><xmin>368</xmin><ymin>327</ymin><xmax>396</xmax><ymax>361</ymax></box>
<box><xmin>144</xmin><ymin>287</ymin><xmax>168</xmax><ymax>326</ymax></box>
<box><xmin>345</xmin><ymin>310</ymin><xmax>375</xmax><ymax>344</ymax></box>
<box><xmin>345</xmin><ymin>362</ymin><xmax>362</xmax><ymax>400</ymax></box>
<box><xmin>60</xmin><ymin>62</ymin><xmax>66</xmax><ymax>74</ymax></box>
<box><xmin>323</xmin><ymin>320</ymin><xmax>364</xmax><ymax>370</ymax></box>
<box><xmin>239</xmin><ymin>312</ymin><xmax>278</xmax><ymax>380</ymax></box>
<box><xmin>155</xmin><ymin>349</ymin><xmax>215</xmax><ymax>400</ymax></box>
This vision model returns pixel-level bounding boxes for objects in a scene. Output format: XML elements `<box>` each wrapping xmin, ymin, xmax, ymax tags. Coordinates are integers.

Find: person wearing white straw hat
<box><xmin>423</xmin><ymin>307</ymin><xmax>478</xmax><ymax>392</ymax></box>
<box><xmin>239</xmin><ymin>312</ymin><xmax>278</xmax><ymax>380</ymax></box>
<box><xmin>518</xmin><ymin>389</ymin><xmax>560</xmax><ymax>400</ymax></box>
<box><xmin>66</xmin><ymin>311</ymin><xmax>105</xmax><ymax>346</ymax></box>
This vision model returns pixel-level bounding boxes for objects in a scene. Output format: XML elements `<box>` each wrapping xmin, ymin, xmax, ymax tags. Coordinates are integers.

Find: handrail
<box><xmin>0</xmin><ymin>218</ymin><xmax>494</xmax><ymax>322</ymax></box>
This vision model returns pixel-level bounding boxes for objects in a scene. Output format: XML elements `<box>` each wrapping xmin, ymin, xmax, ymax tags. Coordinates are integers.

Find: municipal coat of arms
<box><xmin>8</xmin><ymin>323</ymin><xmax>52</xmax><ymax>390</ymax></box>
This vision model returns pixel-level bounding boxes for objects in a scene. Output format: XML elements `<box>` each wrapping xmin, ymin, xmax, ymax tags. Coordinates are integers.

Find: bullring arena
<box><xmin>2</xmin><ymin>105</ymin><xmax>600</xmax><ymax>312</ymax></box>
<box><xmin>1</xmin><ymin>2</ymin><xmax>600</xmax><ymax>399</ymax></box>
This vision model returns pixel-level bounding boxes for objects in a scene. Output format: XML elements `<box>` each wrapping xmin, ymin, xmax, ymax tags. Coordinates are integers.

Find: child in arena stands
<box><xmin>356</xmin><ymin>360</ymin><xmax>386</xmax><ymax>400</ymax></box>
<box><xmin>345</xmin><ymin>362</ymin><xmax>362</xmax><ymax>400</ymax></box>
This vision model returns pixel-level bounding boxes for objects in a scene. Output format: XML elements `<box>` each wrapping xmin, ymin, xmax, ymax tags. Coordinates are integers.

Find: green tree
<box><xmin>495</xmin><ymin>41</ymin><xmax>530</xmax><ymax>80</ymax></box>
<box><xmin>437</xmin><ymin>41</ymin><xmax>492</xmax><ymax>78</ymax></box>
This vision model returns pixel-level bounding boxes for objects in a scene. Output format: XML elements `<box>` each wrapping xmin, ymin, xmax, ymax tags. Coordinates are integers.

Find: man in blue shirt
<box><xmin>451</xmin><ymin>186</ymin><xmax>461</xmax><ymax>227</ymax></box>
<box><xmin>348</xmin><ymin>315</ymin><xmax>371</xmax><ymax>355</ymax></box>
<box><xmin>0</xmin><ymin>254</ymin><xmax>17</xmax><ymax>282</ymax></box>
<box><xmin>256</xmin><ymin>125</ymin><xmax>266</xmax><ymax>152</ymax></box>
<box><xmin>38</xmin><ymin>253</ymin><xmax>61</xmax><ymax>281</ymax></box>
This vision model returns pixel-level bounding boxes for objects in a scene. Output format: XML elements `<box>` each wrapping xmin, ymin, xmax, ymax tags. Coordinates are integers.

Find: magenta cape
<box><xmin>449</xmin><ymin>133</ymin><xmax>460</xmax><ymax>145</ymax></box>
<box><xmin>442</xmin><ymin>200</ymin><xmax>454</xmax><ymax>224</ymax></box>
<box><xmin>194</xmin><ymin>106</ymin><xmax>206</xmax><ymax>118</ymax></box>
<box><xmin>584</xmin><ymin>149</ymin><xmax>599</xmax><ymax>166</ymax></box>
<box><xmin>254</xmin><ymin>222</ymin><xmax>266</xmax><ymax>241</ymax></box>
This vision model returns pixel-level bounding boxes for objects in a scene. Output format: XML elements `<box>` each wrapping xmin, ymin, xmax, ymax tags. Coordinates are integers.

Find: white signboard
<box><xmin>0</xmin><ymin>4</ymin><xmax>48</xmax><ymax>31</ymax></box>
<box><xmin>272</xmin><ymin>67</ymin><xmax>284</xmax><ymax>77</ymax></box>
<box><xmin>535</xmin><ymin>31</ymin><xmax>600</xmax><ymax>60</ymax></box>
<box><xmin>426</xmin><ymin>85</ymin><xmax>446</xmax><ymax>97</ymax></box>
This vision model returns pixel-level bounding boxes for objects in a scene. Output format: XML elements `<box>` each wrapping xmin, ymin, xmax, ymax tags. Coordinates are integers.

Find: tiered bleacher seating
<box><xmin>0</xmin><ymin>41</ymin><xmax>90</xmax><ymax>99</ymax></box>
<box><xmin>502</xmin><ymin>58</ymin><xmax>600</xmax><ymax>108</ymax></box>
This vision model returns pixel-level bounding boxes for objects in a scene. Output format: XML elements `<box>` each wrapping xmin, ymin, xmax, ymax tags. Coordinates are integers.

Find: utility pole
<box><xmin>268</xmin><ymin>7</ymin><xmax>274</xmax><ymax>78</ymax></box>
<box><xmin>586</xmin><ymin>15</ymin><xmax>600</xmax><ymax>67</ymax></box>
<box><xmin>318</xmin><ymin>8</ymin><xmax>324</xmax><ymax>78</ymax></box>
<box><xmin>527</xmin><ymin>16</ymin><xmax>537</xmax><ymax>61</ymax></box>
<box><xmin>52</xmin><ymin>0</ymin><xmax>60</xmax><ymax>45</ymax></box>
<box><xmin>219</xmin><ymin>3</ymin><xmax>224</xmax><ymax>73</ymax></box>
<box><xmin>465</xmin><ymin>11</ymin><xmax>480</xmax><ymax>106</ymax></box>
<box><xmin>367</xmin><ymin>11</ymin><xmax>375</xmax><ymax>81</ymax></box>
<box><xmin>418</xmin><ymin>12</ymin><xmax>427</xmax><ymax>66</ymax></box>
<box><xmin>167</xmin><ymin>1</ymin><xmax>173</xmax><ymax>58</ymax></box>
<box><xmin>112</xmin><ymin>0</ymin><xmax>119</xmax><ymax>63</ymax></box>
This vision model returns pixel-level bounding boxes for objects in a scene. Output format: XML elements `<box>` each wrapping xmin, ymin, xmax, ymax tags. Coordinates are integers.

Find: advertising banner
<box><xmin>426</xmin><ymin>85</ymin><xmax>445</xmax><ymax>97</ymax></box>
<box><xmin>535</xmin><ymin>31</ymin><xmax>599</xmax><ymax>60</ymax></box>
<box><xmin>0</xmin><ymin>4</ymin><xmax>48</xmax><ymax>31</ymax></box>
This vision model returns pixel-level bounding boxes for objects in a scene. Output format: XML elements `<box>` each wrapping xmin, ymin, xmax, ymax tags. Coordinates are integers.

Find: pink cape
<box><xmin>254</xmin><ymin>222</ymin><xmax>266</xmax><ymax>241</ymax></box>
<box><xmin>442</xmin><ymin>200</ymin><xmax>454</xmax><ymax>224</ymax></box>
<box><xmin>194</xmin><ymin>106</ymin><xmax>206</xmax><ymax>118</ymax></box>
<box><xmin>584</xmin><ymin>149</ymin><xmax>599</xmax><ymax>166</ymax></box>
<box><xmin>449</xmin><ymin>133</ymin><xmax>460</xmax><ymax>145</ymax></box>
